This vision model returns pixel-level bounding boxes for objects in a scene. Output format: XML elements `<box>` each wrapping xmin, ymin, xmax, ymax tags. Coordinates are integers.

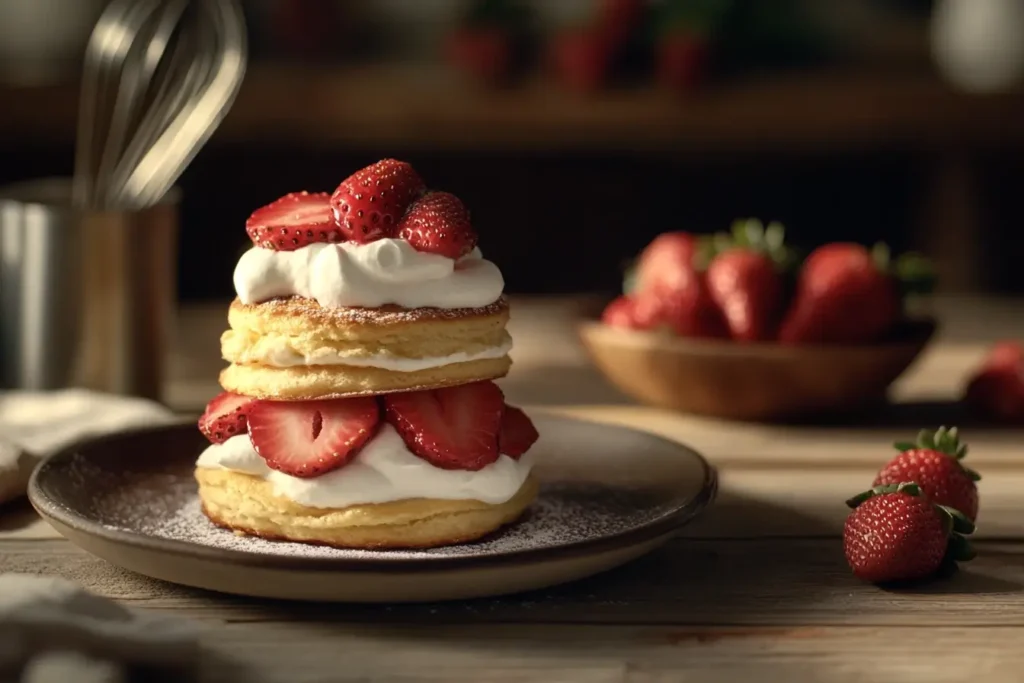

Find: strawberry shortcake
<box><xmin>194</xmin><ymin>160</ymin><xmax>539</xmax><ymax>549</ymax></box>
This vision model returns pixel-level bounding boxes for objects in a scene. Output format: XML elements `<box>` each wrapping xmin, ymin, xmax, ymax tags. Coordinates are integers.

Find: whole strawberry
<box><xmin>601</xmin><ymin>295</ymin><xmax>638</xmax><ymax>329</ymax></box>
<box><xmin>779</xmin><ymin>243</ymin><xmax>932</xmax><ymax>345</ymax></box>
<box><xmin>705</xmin><ymin>219</ymin><xmax>792</xmax><ymax>342</ymax></box>
<box><xmin>631</xmin><ymin>273</ymin><xmax>728</xmax><ymax>339</ymax></box>
<box><xmin>631</xmin><ymin>231</ymin><xmax>699</xmax><ymax>295</ymax></box>
<box><xmin>844</xmin><ymin>482</ymin><xmax>975</xmax><ymax>583</ymax></box>
<box><xmin>875</xmin><ymin>426</ymin><xmax>980</xmax><ymax>521</ymax></box>
<box><xmin>330</xmin><ymin>159</ymin><xmax>426</xmax><ymax>243</ymax></box>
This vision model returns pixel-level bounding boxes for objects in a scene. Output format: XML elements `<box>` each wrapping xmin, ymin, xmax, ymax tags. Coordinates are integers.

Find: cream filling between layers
<box><xmin>196</xmin><ymin>424</ymin><xmax>534</xmax><ymax>508</ymax></box>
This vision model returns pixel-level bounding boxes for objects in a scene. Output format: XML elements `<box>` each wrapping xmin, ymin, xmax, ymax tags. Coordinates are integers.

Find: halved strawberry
<box><xmin>247</xmin><ymin>398</ymin><xmax>380</xmax><ymax>478</ymax></box>
<box><xmin>396</xmin><ymin>191</ymin><xmax>477</xmax><ymax>259</ymax></box>
<box><xmin>245</xmin><ymin>191</ymin><xmax>340</xmax><ymax>250</ymax></box>
<box><xmin>330</xmin><ymin>159</ymin><xmax>426</xmax><ymax>243</ymax></box>
<box><xmin>383</xmin><ymin>381</ymin><xmax>503</xmax><ymax>470</ymax></box>
<box><xmin>199</xmin><ymin>392</ymin><xmax>256</xmax><ymax>444</ymax></box>
<box><xmin>499</xmin><ymin>405</ymin><xmax>539</xmax><ymax>459</ymax></box>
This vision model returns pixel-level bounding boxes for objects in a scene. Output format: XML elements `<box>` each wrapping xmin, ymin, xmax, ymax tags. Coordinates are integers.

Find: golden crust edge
<box><xmin>217</xmin><ymin>356</ymin><xmax>512</xmax><ymax>400</ymax></box>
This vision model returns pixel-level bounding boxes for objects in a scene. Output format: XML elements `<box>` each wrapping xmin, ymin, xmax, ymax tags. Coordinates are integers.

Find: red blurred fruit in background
<box><xmin>633</xmin><ymin>277</ymin><xmax>728</xmax><ymax>339</ymax></box>
<box><xmin>964</xmin><ymin>342</ymin><xmax>1024</xmax><ymax>423</ymax></box>
<box><xmin>445</xmin><ymin>27</ymin><xmax>514</xmax><ymax>86</ymax></box>
<box><xmin>550</xmin><ymin>29</ymin><xmax>614</xmax><ymax>93</ymax></box>
<box><xmin>633</xmin><ymin>232</ymin><xmax>699</xmax><ymax>294</ymax></box>
<box><xmin>779</xmin><ymin>243</ymin><xmax>901</xmax><ymax>346</ymax></box>
<box><xmin>601</xmin><ymin>295</ymin><xmax>638</xmax><ymax>329</ymax></box>
<box><xmin>657</xmin><ymin>31</ymin><xmax>710</xmax><ymax>92</ymax></box>
<box><xmin>594</xmin><ymin>0</ymin><xmax>646</xmax><ymax>50</ymax></box>
<box><xmin>706</xmin><ymin>249</ymin><xmax>783</xmax><ymax>342</ymax></box>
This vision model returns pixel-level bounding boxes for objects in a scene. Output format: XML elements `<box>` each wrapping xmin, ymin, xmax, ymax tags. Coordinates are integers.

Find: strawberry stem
<box><xmin>938</xmin><ymin>505</ymin><xmax>976</xmax><ymax>535</ymax></box>
<box><xmin>895</xmin><ymin>426</ymin><xmax>970</xmax><ymax>460</ymax></box>
<box><xmin>622</xmin><ymin>259</ymin><xmax>639</xmax><ymax>295</ymax></box>
<box><xmin>936</xmin><ymin>504</ymin><xmax>976</xmax><ymax>565</ymax></box>
<box><xmin>895</xmin><ymin>251</ymin><xmax>937</xmax><ymax>297</ymax></box>
<box><xmin>946</xmin><ymin>533</ymin><xmax>977</xmax><ymax>563</ymax></box>
<box><xmin>701</xmin><ymin>218</ymin><xmax>800</xmax><ymax>273</ymax></box>
<box><xmin>845</xmin><ymin>481</ymin><xmax>922</xmax><ymax>509</ymax></box>
<box><xmin>872</xmin><ymin>241</ymin><xmax>937</xmax><ymax>298</ymax></box>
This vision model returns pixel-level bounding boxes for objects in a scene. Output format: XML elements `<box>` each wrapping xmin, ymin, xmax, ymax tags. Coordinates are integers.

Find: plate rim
<box><xmin>28</xmin><ymin>414</ymin><xmax>717</xmax><ymax>573</ymax></box>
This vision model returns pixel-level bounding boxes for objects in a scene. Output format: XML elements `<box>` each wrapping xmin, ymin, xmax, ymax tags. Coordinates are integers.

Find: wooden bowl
<box><xmin>578</xmin><ymin>319</ymin><xmax>937</xmax><ymax>421</ymax></box>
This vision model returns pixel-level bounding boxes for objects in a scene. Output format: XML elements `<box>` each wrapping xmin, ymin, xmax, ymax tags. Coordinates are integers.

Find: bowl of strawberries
<box><xmin>579</xmin><ymin>220</ymin><xmax>937</xmax><ymax>421</ymax></box>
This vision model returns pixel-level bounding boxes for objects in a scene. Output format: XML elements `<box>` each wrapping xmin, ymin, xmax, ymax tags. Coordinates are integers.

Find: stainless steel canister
<box><xmin>0</xmin><ymin>178</ymin><xmax>178</xmax><ymax>400</ymax></box>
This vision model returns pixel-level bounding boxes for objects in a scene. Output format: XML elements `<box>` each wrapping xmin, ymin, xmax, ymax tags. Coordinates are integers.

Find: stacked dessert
<box><xmin>194</xmin><ymin>160</ymin><xmax>539</xmax><ymax>549</ymax></box>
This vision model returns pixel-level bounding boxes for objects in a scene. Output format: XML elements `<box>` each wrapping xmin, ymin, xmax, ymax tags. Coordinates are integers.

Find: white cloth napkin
<box><xmin>0</xmin><ymin>573</ymin><xmax>202</xmax><ymax>682</ymax></box>
<box><xmin>0</xmin><ymin>390</ymin><xmax>177</xmax><ymax>504</ymax></box>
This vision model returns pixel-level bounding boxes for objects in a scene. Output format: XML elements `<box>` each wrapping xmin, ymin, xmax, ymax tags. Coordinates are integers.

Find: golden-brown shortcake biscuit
<box><xmin>220</xmin><ymin>357</ymin><xmax>511</xmax><ymax>400</ymax></box>
<box><xmin>196</xmin><ymin>467</ymin><xmax>539</xmax><ymax>549</ymax></box>
<box><xmin>219</xmin><ymin>296</ymin><xmax>513</xmax><ymax>399</ymax></box>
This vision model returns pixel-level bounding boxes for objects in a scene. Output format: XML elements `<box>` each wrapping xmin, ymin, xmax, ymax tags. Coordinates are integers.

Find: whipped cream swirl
<box><xmin>196</xmin><ymin>424</ymin><xmax>533</xmax><ymax>507</ymax></box>
<box><xmin>233</xmin><ymin>240</ymin><xmax>504</xmax><ymax>310</ymax></box>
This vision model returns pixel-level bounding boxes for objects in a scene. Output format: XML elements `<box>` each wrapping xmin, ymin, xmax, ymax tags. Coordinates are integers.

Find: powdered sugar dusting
<box><xmin>48</xmin><ymin>451</ymin><xmax>675</xmax><ymax>560</ymax></box>
<box><xmin>120</xmin><ymin>484</ymin><xmax>666</xmax><ymax>560</ymax></box>
<box><xmin>33</xmin><ymin>416</ymin><xmax>711</xmax><ymax>563</ymax></box>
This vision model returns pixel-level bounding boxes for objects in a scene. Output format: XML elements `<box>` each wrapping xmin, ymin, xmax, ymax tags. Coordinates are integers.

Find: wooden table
<box><xmin>3</xmin><ymin>296</ymin><xmax>1024</xmax><ymax>682</ymax></box>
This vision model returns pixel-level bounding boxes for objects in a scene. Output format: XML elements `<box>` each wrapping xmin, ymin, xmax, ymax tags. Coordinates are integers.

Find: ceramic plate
<box><xmin>29</xmin><ymin>414</ymin><xmax>716</xmax><ymax>603</ymax></box>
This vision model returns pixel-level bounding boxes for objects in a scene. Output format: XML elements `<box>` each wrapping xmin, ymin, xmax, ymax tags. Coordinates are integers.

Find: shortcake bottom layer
<box><xmin>196</xmin><ymin>468</ymin><xmax>539</xmax><ymax>549</ymax></box>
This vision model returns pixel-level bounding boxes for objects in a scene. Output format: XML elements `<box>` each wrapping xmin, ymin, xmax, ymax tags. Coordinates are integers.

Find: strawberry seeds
<box><xmin>244</xmin><ymin>158</ymin><xmax>478</xmax><ymax>259</ymax></box>
<box><xmin>203</xmin><ymin>159</ymin><xmax>536</xmax><ymax>479</ymax></box>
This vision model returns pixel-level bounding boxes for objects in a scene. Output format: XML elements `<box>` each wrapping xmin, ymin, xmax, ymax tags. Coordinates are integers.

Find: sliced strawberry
<box><xmin>245</xmin><ymin>191</ymin><xmax>340</xmax><ymax>251</ymax></box>
<box><xmin>396</xmin><ymin>191</ymin><xmax>477</xmax><ymax>259</ymax></box>
<box><xmin>499</xmin><ymin>405</ymin><xmax>539</xmax><ymax>459</ymax></box>
<box><xmin>199</xmin><ymin>392</ymin><xmax>256</xmax><ymax>444</ymax></box>
<box><xmin>384</xmin><ymin>381</ymin><xmax>503</xmax><ymax>470</ymax></box>
<box><xmin>247</xmin><ymin>398</ymin><xmax>380</xmax><ymax>478</ymax></box>
<box><xmin>330</xmin><ymin>159</ymin><xmax>426</xmax><ymax>243</ymax></box>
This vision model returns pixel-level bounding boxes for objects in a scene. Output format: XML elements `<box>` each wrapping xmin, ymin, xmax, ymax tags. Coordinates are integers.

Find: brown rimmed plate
<box><xmin>28</xmin><ymin>414</ymin><xmax>716</xmax><ymax>603</ymax></box>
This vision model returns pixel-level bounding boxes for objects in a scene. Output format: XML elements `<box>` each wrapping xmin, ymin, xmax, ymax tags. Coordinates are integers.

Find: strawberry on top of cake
<box><xmin>234</xmin><ymin>159</ymin><xmax>504</xmax><ymax>310</ymax></box>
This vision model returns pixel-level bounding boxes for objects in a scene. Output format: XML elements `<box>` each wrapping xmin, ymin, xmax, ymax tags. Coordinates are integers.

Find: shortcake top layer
<box><xmin>234</xmin><ymin>239</ymin><xmax>504</xmax><ymax>309</ymax></box>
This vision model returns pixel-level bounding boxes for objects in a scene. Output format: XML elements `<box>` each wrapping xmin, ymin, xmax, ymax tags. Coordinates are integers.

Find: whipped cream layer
<box><xmin>234</xmin><ymin>240</ymin><xmax>504</xmax><ymax>310</ymax></box>
<box><xmin>196</xmin><ymin>424</ymin><xmax>533</xmax><ymax>507</ymax></box>
<box><xmin>251</xmin><ymin>338</ymin><xmax>514</xmax><ymax>371</ymax></box>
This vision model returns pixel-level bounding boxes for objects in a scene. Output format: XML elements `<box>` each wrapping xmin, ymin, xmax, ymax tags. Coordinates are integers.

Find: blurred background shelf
<box><xmin>4</xmin><ymin>64</ymin><xmax>1024</xmax><ymax>153</ymax></box>
<box><xmin>2</xmin><ymin>0</ymin><xmax>1023</xmax><ymax>300</ymax></box>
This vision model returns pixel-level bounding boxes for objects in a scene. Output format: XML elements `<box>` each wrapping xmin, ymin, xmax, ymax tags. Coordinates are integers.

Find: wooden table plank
<box><xmin>196</xmin><ymin>623</ymin><xmax>1024</xmax><ymax>683</ymax></box>
<box><xmin>4</xmin><ymin>538</ymin><xmax>1024</xmax><ymax>682</ymax></box>
<box><xmin>6</xmin><ymin>295</ymin><xmax>1024</xmax><ymax>681</ymax></box>
<box><xmin>4</xmin><ymin>539</ymin><xmax>1023</xmax><ymax>628</ymax></box>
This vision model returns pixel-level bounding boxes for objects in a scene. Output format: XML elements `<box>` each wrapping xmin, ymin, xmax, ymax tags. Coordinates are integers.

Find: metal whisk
<box><xmin>73</xmin><ymin>0</ymin><xmax>247</xmax><ymax>210</ymax></box>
